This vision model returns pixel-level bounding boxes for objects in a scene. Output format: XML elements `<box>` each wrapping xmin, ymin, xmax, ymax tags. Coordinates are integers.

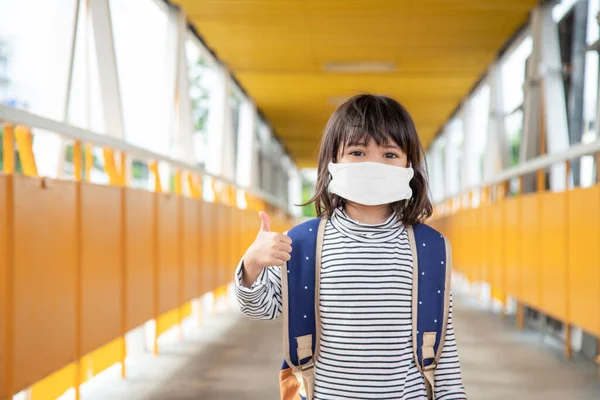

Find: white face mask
<box><xmin>327</xmin><ymin>161</ymin><xmax>414</xmax><ymax>206</ymax></box>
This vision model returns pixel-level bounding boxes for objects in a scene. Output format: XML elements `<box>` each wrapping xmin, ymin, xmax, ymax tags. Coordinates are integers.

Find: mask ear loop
<box><xmin>327</xmin><ymin>170</ymin><xmax>345</xmax><ymax>211</ymax></box>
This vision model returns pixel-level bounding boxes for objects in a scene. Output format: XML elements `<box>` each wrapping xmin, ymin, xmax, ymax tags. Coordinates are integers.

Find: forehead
<box><xmin>342</xmin><ymin>136</ymin><xmax>402</xmax><ymax>149</ymax></box>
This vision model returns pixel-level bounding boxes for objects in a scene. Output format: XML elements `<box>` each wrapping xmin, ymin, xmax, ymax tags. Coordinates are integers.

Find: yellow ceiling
<box><xmin>174</xmin><ymin>0</ymin><xmax>539</xmax><ymax>167</ymax></box>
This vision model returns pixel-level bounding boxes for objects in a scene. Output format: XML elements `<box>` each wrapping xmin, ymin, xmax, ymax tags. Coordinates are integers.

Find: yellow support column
<box><xmin>150</xmin><ymin>161</ymin><xmax>162</xmax><ymax>356</ymax></box>
<box><xmin>74</xmin><ymin>141</ymin><xmax>83</xmax><ymax>181</ymax></box>
<box><xmin>74</xmin><ymin>140</ymin><xmax>83</xmax><ymax>400</ymax></box>
<box><xmin>103</xmin><ymin>148</ymin><xmax>120</xmax><ymax>185</ymax></box>
<box><xmin>186</xmin><ymin>172</ymin><xmax>203</xmax><ymax>326</ymax></box>
<box><xmin>84</xmin><ymin>144</ymin><xmax>93</xmax><ymax>182</ymax></box>
<box><xmin>14</xmin><ymin>125</ymin><xmax>38</xmax><ymax>176</ymax></box>
<box><xmin>516</xmin><ymin>176</ymin><xmax>525</xmax><ymax>330</ymax></box>
<box><xmin>1</xmin><ymin>125</ymin><xmax>15</xmax><ymax>400</ymax></box>
<box><xmin>119</xmin><ymin>150</ymin><xmax>128</xmax><ymax>379</ymax></box>
<box><xmin>3</xmin><ymin>123</ymin><xmax>14</xmax><ymax>174</ymax></box>
<box><xmin>564</xmin><ymin>161</ymin><xmax>572</xmax><ymax>360</ymax></box>
<box><xmin>119</xmin><ymin>151</ymin><xmax>127</xmax><ymax>187</ymax></box>
<box><xmin>212</xmin><ymin>180</ymin><xmax>223</xmax><ymax>316</ymax></box>
<box><xmin>500</xmin><ymin>181</ymin><xmax>508</xmax><ymax>320</ymax></box>
<box><xmin>174</xmin><ymin>170</ymin><xmax>184</xmax><ymax>341</ymax></box>
<box><xmin>597</xmin><ymin>153</ymin><xmax>600</xmax><ymax>380</ymax></box>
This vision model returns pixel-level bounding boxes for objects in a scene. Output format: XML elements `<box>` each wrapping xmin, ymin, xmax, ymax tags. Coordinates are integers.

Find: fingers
<box><xmin>274</xmin><ymin>233</ymin><xmax>292</xmax><ymax>245</ymax></box>
<box><xmin>258</xmin><ymin>211</ymin><xmax>270</xmax><ymax>232</ymax></box>
<box><xmin>270</xmin><ymin>240</ymin><xmax>292</xmax><ymax>254</ymax></box>
<box><xmin>272</xmin><ymin>250</ymin><xmax>292</xmax><ymax>264</ymax></box>
<box><xmin>278</xmin><ymin>243</ymin><xmax>293</xmax><ymax>254</ymax></box>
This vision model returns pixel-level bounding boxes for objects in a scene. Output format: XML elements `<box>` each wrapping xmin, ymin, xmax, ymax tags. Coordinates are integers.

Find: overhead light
<box><xmin>323</xmin><ymin>61</ymin><xmax>396</xmax><ymax>73</ymax></box>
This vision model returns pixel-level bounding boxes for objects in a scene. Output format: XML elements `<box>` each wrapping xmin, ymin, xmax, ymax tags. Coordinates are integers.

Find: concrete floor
<box><xmin>84</xmin><ymin>295</ymin><xmax>600</xmax><ymax>400</ymax></box>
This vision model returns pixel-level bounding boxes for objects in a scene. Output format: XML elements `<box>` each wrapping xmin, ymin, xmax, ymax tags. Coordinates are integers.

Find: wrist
<box><xmin>241</xmin><ymin>257</ymin><xmax>260</xmax><ymax>288</ymax></box>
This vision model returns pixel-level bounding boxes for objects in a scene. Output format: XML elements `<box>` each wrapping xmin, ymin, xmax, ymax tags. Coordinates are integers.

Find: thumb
<box><xmin>258</xmin><ymin>211</ymin><xmax>271</xmax><ymax>232</ymax></box>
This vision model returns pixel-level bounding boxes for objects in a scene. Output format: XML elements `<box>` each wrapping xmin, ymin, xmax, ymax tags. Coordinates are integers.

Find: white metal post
<box><xmin>427</xmin><ymin>144</ymin><xmax>445</xmax><ymax>203</ymax></box>
<box><xmin>521</xmin><ymin>4</ymin><xmax>570</xmax><ymax>191</ymax></box>
<box><xmin>88</xmin><ymin>0</ymin><xmax>125</xmax><ymax>140</ymax></box>
<box><xmin>485</xmin><ymin>65</ymin><xmax>510</xmax><ymax>181</ymax></box>
<box><xmin>444</xmin><ymin>123</ymin><xmax>461</xmax><ymax>198</ymax></box>
<box><xmin>540</xmin><ymin>5</ymin><xmax>570</xmax><ymax>191</ymax></box>
<box><xmin>205</xmin><ymin>65</ymin><xmax>228</xmax><ymax>177</ymax></box>
<box><xmin>236</xmin><ymin>100</ymin><xmax>257</xmax><ymax>187</ymax></box>
<box><xmin>462</xmin><ymin>101</ymin><xmax>479</xmax><ymax>191</ymax></box>
<box><xmin>220</xmin><ymin>85</ymin><xmax>242</xmax><ymax>182</ymax></box>
<box><xmin>251</xmin><ymin>125</ymin><xmax>262</xmax><ymax>190</ymax></box>
<box><xmin>55</xmin><ymin>0</ymin><xmax>82</xmax><ymax>178</ymax></box>
<box><xmin>288</xmin><ymin>163</ymin><xmax>302</xmax><ymax>216</ymax></box>
<box><xmin>174</xmin><ymin>7</ymin><xmax>195</xmax><ymax>165</ymax></box>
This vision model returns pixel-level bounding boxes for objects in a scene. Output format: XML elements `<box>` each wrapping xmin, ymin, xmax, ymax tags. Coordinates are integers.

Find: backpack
<box><xmin>278</xmin><ymin>217</ymin><xmax>452</xmax><ymax>400</ymax></box>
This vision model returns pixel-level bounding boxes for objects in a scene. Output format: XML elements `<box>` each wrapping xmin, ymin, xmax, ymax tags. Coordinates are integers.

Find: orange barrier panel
<box><xmin>490</xmin><ymin>203</ymin><xmax>504</xmax><ymax>302</ymax></box>
<box><xmin>471</xmin><ymin>208</ymin><xmax>483</xmax><ymax>283</ymax></box>
<box><xmin>568</xmin><ymin>185</ymin><xmax>600</xmax><ymax>336</ymax></box>
<box><xmin>200</xmin><ymin>201</ymin><xmax>216</xmax><ymax>295</ymax></box>
<box><xmin>540</xmin><ymin>191</ymin><xmax>568</xmax><ymax>320</ymax></box>
<box><xmin>157</xmin><ymin>194</ymin><xmax>180</xmax><ymax>316</ymax></box>
<box><xmin>0</xmin><ymin>174</ymin><xmax>11</xmax><ymax>398</ymax></box>
<box><xmin>480</xmin><ymin>205</ymin><xmax>493</xmax><ymax>287</ymax></box>
<box><xmin>519</xmin><ymin>194</ymin><xmax>541</xmax><ymax>309</ymax></box>
<box><xmin>504</xmin><ymin>197</ymin><xmax>521</xmax><ymax>299</ymax></box>
<box><xmin>226</xmin><ymin>205</ymin><xmax>233</xmax><ymax>283</ymax></box>
<box><xmin>3</xmin><ymin>124</ymin><xmax>15</xmax><ymax>173</ymax></box>
<box><xmin>226</xmin><ymin>204</ymin><xmax>234</xmax><ymax>286</ymax></box>
<box><xmin>80</xmin><ymin>183</ymin><xmax>123</xmax><ymax>355</ymax></box>
<box><xmin>183</xmin><ymin>198</ymin><xmax>199</xmax><ymax>302</ymax></box>
<box><xmin>460</xmin><ymin>210</ymin><xmax>469</xmax><ymax>282</ymax></box>
<box><xmin>13</xmin><ymin>176</ymin><xmax>77</xmax><ymax>392</ymax></box>
<box><xmin>216</xmin><ymin>204</ymin><xmax>227</xmax><ymax>288</ymax></box>
<box><xmin>232</xmin><ymin>206</ymin><xmax>242</xmax><ymax>279</ymax></box>
<box><xmin>438</xmin><ymin>181</ymin><xmax>600</xmax><ymax>352</ymax></box>
<box><xmin>457</xmin><ymin>211</ymin><xmax>468</xmax><ymax>279</ymax></box>
<box><xmin>125</xmin><ymin>189</ymin><xmax>154</xmax><ymax>331</ymax></box>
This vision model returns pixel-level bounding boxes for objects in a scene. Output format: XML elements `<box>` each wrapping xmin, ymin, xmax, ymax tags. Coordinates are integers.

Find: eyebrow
<box><xmin>345</xmin><ymin>142</ymin><xmax>367</xmax><ymax>147</ymax></box>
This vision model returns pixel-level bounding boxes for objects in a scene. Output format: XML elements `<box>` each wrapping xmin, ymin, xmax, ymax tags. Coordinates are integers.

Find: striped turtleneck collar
<box><xmin>329</xmin><ymin>207</ymin><xmax>405</xmax><ymax>243</ymax></box>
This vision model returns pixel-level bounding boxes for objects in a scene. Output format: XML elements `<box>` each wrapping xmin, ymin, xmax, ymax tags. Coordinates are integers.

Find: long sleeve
<box><xmin>234</xmin><ymin>261</ymin><xmax>283</xmax><ymax>320</ymax></box>
<box><xmin>434</xmin><ymin>295</ymin><xmax>468</xmax><ymax>399</ymax></box>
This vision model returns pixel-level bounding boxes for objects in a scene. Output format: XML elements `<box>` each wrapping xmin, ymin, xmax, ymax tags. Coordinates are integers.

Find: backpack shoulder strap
<box><xmin>408</xmin><ymin>223</ymin><xmax>452</xmax><ymax>399</ymax></box>
<box><xmin>281</xmin><ymin>217</ymin><xmax>326</xmax><ymax>375</ymax></box>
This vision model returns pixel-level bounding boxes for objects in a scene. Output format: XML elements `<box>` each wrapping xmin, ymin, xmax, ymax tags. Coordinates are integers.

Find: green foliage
<box><xmin>509</xmin><ymin>131</ymin><xmax>521</xmax><ymax>167</ymax></box>
<box><xmin>189</xmin><ymin>56</ymin><xmax>210</xmax><ymax>135</ymax></box>
<box><xmin>301</xmin><ymin>179</ymin><xmax>317</xmax><ymax>217</ymax></box>
<box><xmin>131</xmin><ymin>160</ymin><xmax>148</xmax><ymax>180</ymax></box>
<box><xmin>169</xmin><ymin>174</ymin><xmax>176</xmax><ymax>193</ymax></box>
<box><xmin>64</xmin><ymin>144</ymin><xmax>102</xmax><ymax>177</ymax></box>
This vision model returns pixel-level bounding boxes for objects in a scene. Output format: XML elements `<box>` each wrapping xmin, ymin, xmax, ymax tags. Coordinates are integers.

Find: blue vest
<box><xmin>278</xmin><ymin>217</ymin><xmax>451</xmax><ymax>400</ymax></box>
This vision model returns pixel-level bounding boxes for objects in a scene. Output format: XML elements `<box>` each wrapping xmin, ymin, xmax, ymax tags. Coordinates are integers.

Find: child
<box><xmin>235</xmin><ymin>94</ymin><xmax>467</xmax><ymax>400</ymax></box>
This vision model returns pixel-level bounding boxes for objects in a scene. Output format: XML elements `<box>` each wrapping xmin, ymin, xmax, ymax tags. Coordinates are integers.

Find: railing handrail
<box><xmin>0</xmin><ymin>105</ymin><xmax>289</xmax><ymax>211</ymax></box>
<box><xmin>439</xmin><ymin>137</ymin><xmax>600</xmax><ymax>202</ymax></box>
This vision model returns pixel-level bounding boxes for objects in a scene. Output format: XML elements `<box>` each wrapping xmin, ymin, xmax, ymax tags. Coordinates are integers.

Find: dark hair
<box><xmin>305</xmin><ymin>94</ymin><xmax>433</xmax><ymax>226</ymax></box>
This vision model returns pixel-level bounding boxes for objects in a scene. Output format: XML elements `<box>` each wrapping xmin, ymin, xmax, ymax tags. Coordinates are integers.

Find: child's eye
<box><xmin>350</xmin><ymin>151</ymin><xmax>365</xmax><ymax>157</ymax></box>
<box><xmin>384</xmin><ymin>153</ymin><xmax>398</xmax><ymax>159</ymax></box>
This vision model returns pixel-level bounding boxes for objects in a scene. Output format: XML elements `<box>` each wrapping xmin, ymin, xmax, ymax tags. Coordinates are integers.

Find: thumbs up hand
<box><xmin>242</xmin><ymin>211</ymin><xmax>293</xmax><ymax>286</ymax></box>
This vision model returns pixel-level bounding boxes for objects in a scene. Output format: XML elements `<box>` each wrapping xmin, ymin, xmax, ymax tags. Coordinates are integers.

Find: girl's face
<box><xmin>337</xmin><ymin>138</ymin><xmax>408</xmax><ymax>168</ymax></box>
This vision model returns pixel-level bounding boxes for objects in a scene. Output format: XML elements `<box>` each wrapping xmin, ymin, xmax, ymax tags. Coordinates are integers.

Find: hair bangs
<box><xmin>339</xmin><ymin>100</ymin><xmax>404</xmax><ymax>154</ymax></box>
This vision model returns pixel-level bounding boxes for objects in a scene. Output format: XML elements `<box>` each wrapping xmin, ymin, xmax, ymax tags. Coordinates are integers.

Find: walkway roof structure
<box><xmin>174</xmin><ymin>0</ymin><xmax>539</xmax><ymax>167</ymax></box>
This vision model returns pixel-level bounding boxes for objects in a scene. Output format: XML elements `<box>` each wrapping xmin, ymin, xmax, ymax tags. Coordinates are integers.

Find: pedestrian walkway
<box><xmin>84</xmin><ymin>295</ymin><xmax>600</xmax><ymax>400</ymax></box>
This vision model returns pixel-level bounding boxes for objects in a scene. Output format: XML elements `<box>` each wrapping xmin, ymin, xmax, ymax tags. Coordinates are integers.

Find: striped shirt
<box><xmin>235</xmin><ymin>208</ymin><xmax>467</xmax><ymax>399</ymax></box>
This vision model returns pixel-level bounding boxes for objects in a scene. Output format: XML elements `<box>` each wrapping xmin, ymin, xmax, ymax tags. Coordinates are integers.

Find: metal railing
<box><xmin>0</xmin><ymin>105</ymin><xmax>290</xmax><ymax>212</ymax></box>
<box><xmin>437</xmin><ymin>138</ymin><xmax>600</xmax><ymax>208</ymax></box>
